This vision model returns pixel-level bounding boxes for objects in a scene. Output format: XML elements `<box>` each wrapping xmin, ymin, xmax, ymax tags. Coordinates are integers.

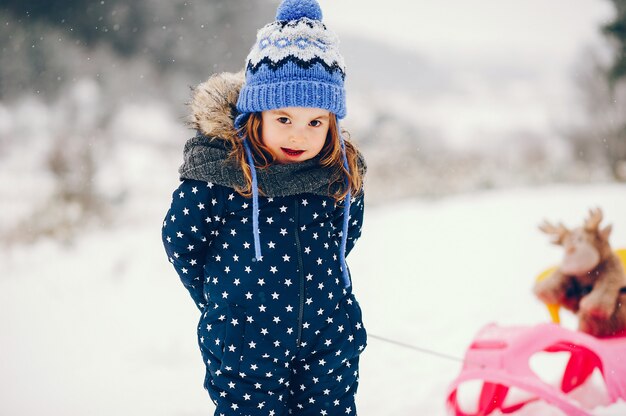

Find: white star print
<box><xmin>162</xmin><ymin>181</ymin><xmax>367</xmax><ymax>411</ymax></box>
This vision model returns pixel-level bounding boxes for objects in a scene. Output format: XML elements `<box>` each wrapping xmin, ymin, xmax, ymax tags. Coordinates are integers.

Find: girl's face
<box><xmin>261</xmin><ymin>107</ymin><xmax>330</xmax><ymax>164</ymax></box>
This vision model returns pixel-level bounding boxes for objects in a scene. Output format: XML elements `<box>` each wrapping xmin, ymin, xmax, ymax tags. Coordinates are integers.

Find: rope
<box><xmin>368</xmin><ymin>333</ymin><xmax>481</xmax><ymax>367</ymax></box>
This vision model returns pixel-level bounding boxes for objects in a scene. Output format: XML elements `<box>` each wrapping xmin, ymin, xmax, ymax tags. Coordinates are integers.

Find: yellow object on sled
<box><xmin>535</xmin><ymin>249</ymin><xmax>626</xmax><ymax>324</ymax></box>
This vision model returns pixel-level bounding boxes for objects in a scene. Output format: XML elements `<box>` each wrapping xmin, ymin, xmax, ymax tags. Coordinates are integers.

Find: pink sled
<box><xmin>446</xmin><ymin>322</ymin><xmax>626</xmax><ymax>416</ymax></box>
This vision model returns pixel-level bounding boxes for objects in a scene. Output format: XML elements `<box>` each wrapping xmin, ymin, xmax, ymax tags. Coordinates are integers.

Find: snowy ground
<box><xmin>2</xmin><ymin>182</ymin><xmax>626</xmax><ymax>415</ymax></box>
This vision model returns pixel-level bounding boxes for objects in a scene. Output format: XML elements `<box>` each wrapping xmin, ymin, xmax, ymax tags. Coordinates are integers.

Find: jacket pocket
<box><xmin>340</xmin><ymin>293</ymin><xmax>368</xmax><ymax>358</ymax></box>
<box><xmin>197</xmin><ymin>302</ymin><xmax>246</xmax><ymax>377</ymax></box>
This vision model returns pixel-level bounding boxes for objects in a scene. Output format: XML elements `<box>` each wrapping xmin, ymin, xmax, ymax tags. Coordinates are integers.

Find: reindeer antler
<box><xmin>539</xmin><ymin>220</ymin><xmax>569</xmax><ymax>245</ymax></box>
<box><xmin>584</xmin><ymin>207</ymin><xmax>603</xmax><ymax>232</ymax></box>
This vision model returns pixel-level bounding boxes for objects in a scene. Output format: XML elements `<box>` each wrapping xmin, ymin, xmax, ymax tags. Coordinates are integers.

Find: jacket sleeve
<box><xmin>331</xmin><ymin>191</ymin><xmax>365</xmax><ymax>257</ymax></box>
<box><xmin>161</xmin><ymin>179</ymin><xmax>221</xmax><ymax>311</ymax></box>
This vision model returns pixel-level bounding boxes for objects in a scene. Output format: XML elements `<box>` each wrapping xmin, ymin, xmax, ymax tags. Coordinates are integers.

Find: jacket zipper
<box><xmin>294</xmin><ymin>200</ymin><xmax>306</xmax><ymax>348</ymax></box>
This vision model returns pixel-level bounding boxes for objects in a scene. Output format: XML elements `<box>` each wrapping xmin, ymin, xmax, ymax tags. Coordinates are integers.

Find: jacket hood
<box><xmin>188</xmin><ymin>70</ymin><xmax>244</xmax><ymax>141</ymax></box>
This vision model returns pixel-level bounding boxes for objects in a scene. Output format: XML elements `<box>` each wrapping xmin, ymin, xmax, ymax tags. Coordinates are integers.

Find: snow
<box><xmin>1</xmin><ymin>2</ymin><xmax>624</xmax><ymax>413</ymax></box>
<box><xmin>2</xmin><ymin>182</ymin><xmax>626</xmax><ymax>415</ymax></box>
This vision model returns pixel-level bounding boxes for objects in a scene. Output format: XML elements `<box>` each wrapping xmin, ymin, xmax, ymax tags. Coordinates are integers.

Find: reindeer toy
<box><xmin>533</xmin><ymin>208</ymin><xmax>626</xmax><ymax>337</ymax></box>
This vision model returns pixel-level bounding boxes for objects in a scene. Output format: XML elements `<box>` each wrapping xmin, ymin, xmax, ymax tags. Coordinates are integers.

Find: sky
<box><xmin>316</xmin><ymin>0</ymin><xmax>616</xmax><ymax>150</ymax></box>
<box><xmin>321</xmin><ymin>0</ymin><xmax>613</xmax><ymax>69</ymax></box>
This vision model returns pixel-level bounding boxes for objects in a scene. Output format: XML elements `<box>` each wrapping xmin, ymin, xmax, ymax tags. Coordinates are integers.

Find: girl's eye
<box><xmin>277</xmin><ymin>117</ymin><xmax>290</xmax><ymax>124</ymax></box>
<box><xmin>309</xmin><ymin>120</ymin><xmax>322</xmax><ymax>127</ymax></box>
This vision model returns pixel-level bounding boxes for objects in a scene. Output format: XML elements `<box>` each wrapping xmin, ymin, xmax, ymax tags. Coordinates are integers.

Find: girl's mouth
<box><xmin>281</xmin><ymin>147</ymin><xmax>305</xmax><ymax>157</ymax></box>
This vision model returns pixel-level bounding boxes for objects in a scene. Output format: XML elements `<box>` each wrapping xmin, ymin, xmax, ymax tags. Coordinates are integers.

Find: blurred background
<box><xmin>2</xmin><ymin>1</ymin><xmax>626</xmax><ymax>415</ymax></box>
<box><xmin>1</xmin><ymin>0</ymin><xmax>625</xmax><ymax>245</ymax></box>
<box><xmin>0</xmin><ymin>0</ymin><xmax>626</xmax><ymax>242</ymax></box>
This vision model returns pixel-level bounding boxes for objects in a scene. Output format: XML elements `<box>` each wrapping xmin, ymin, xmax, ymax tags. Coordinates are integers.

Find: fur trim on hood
<box><xmin>188</xmin><ymin>71</ymin><xmax>244</xmax><ymax>142</ymax></box>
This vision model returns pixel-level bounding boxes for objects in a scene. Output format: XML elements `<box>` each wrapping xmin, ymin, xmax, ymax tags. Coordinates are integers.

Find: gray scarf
<box><xmin>178</xmin><ymin>134</ymin><xmax>346</xmax><ymax>197</ymax></box>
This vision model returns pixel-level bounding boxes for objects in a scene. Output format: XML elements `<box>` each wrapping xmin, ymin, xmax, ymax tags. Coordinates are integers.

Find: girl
<box><xmin>162</xmin><ymin>1</ymin><xmax>367</xmax><ymax>415</ymax></box>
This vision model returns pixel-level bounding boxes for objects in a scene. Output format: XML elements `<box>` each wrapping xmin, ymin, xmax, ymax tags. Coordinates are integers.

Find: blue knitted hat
<box><xmin>236</xmin><ymin>0</ymin><xmax>346</xmax><ymax>119</ymax></box>
<box><xmin>236</xmin><ymin>0</ymin><xmax>353</xmax><ymax>288</ymax></box>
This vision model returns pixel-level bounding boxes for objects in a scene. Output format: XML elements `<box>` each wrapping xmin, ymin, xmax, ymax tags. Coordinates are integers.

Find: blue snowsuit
<box><xmin>161</xmin><ymin>73</ymin><xmax>367</xmax><ymax>416</ymax></box>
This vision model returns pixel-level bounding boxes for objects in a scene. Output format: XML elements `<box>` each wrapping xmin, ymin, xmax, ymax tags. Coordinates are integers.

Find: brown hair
<box><xmin>227</xmin><ymin>112</ymin><xmax>363</xmax><ymax>202</ymax></box>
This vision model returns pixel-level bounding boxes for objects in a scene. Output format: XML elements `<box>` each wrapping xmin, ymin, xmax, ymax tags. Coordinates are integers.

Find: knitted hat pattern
<box><xmin>236</xmin><ymin>0</ymin><xmax>347</xmax><ymax>119</ymax></box>
<box><xmin>235</xmin><ymin>0</ymin><xmax>354</xmax><ymax>288</ymax></box>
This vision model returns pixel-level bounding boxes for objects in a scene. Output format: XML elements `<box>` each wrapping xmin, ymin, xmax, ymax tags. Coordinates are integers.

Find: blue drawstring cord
<box><xmin>243</xmin><ymin>139</ymin><xmax>263</xmax><ymax>262</ymax></box>
<box><xmin>235</xmin><ymin>114</ymin><xmax>263</xmax><ymax>262</ymax></box>
<box><xmin>338</xmin><ymin>131</ymin><xmax>352</xmax><ymax>288</ymax></box>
